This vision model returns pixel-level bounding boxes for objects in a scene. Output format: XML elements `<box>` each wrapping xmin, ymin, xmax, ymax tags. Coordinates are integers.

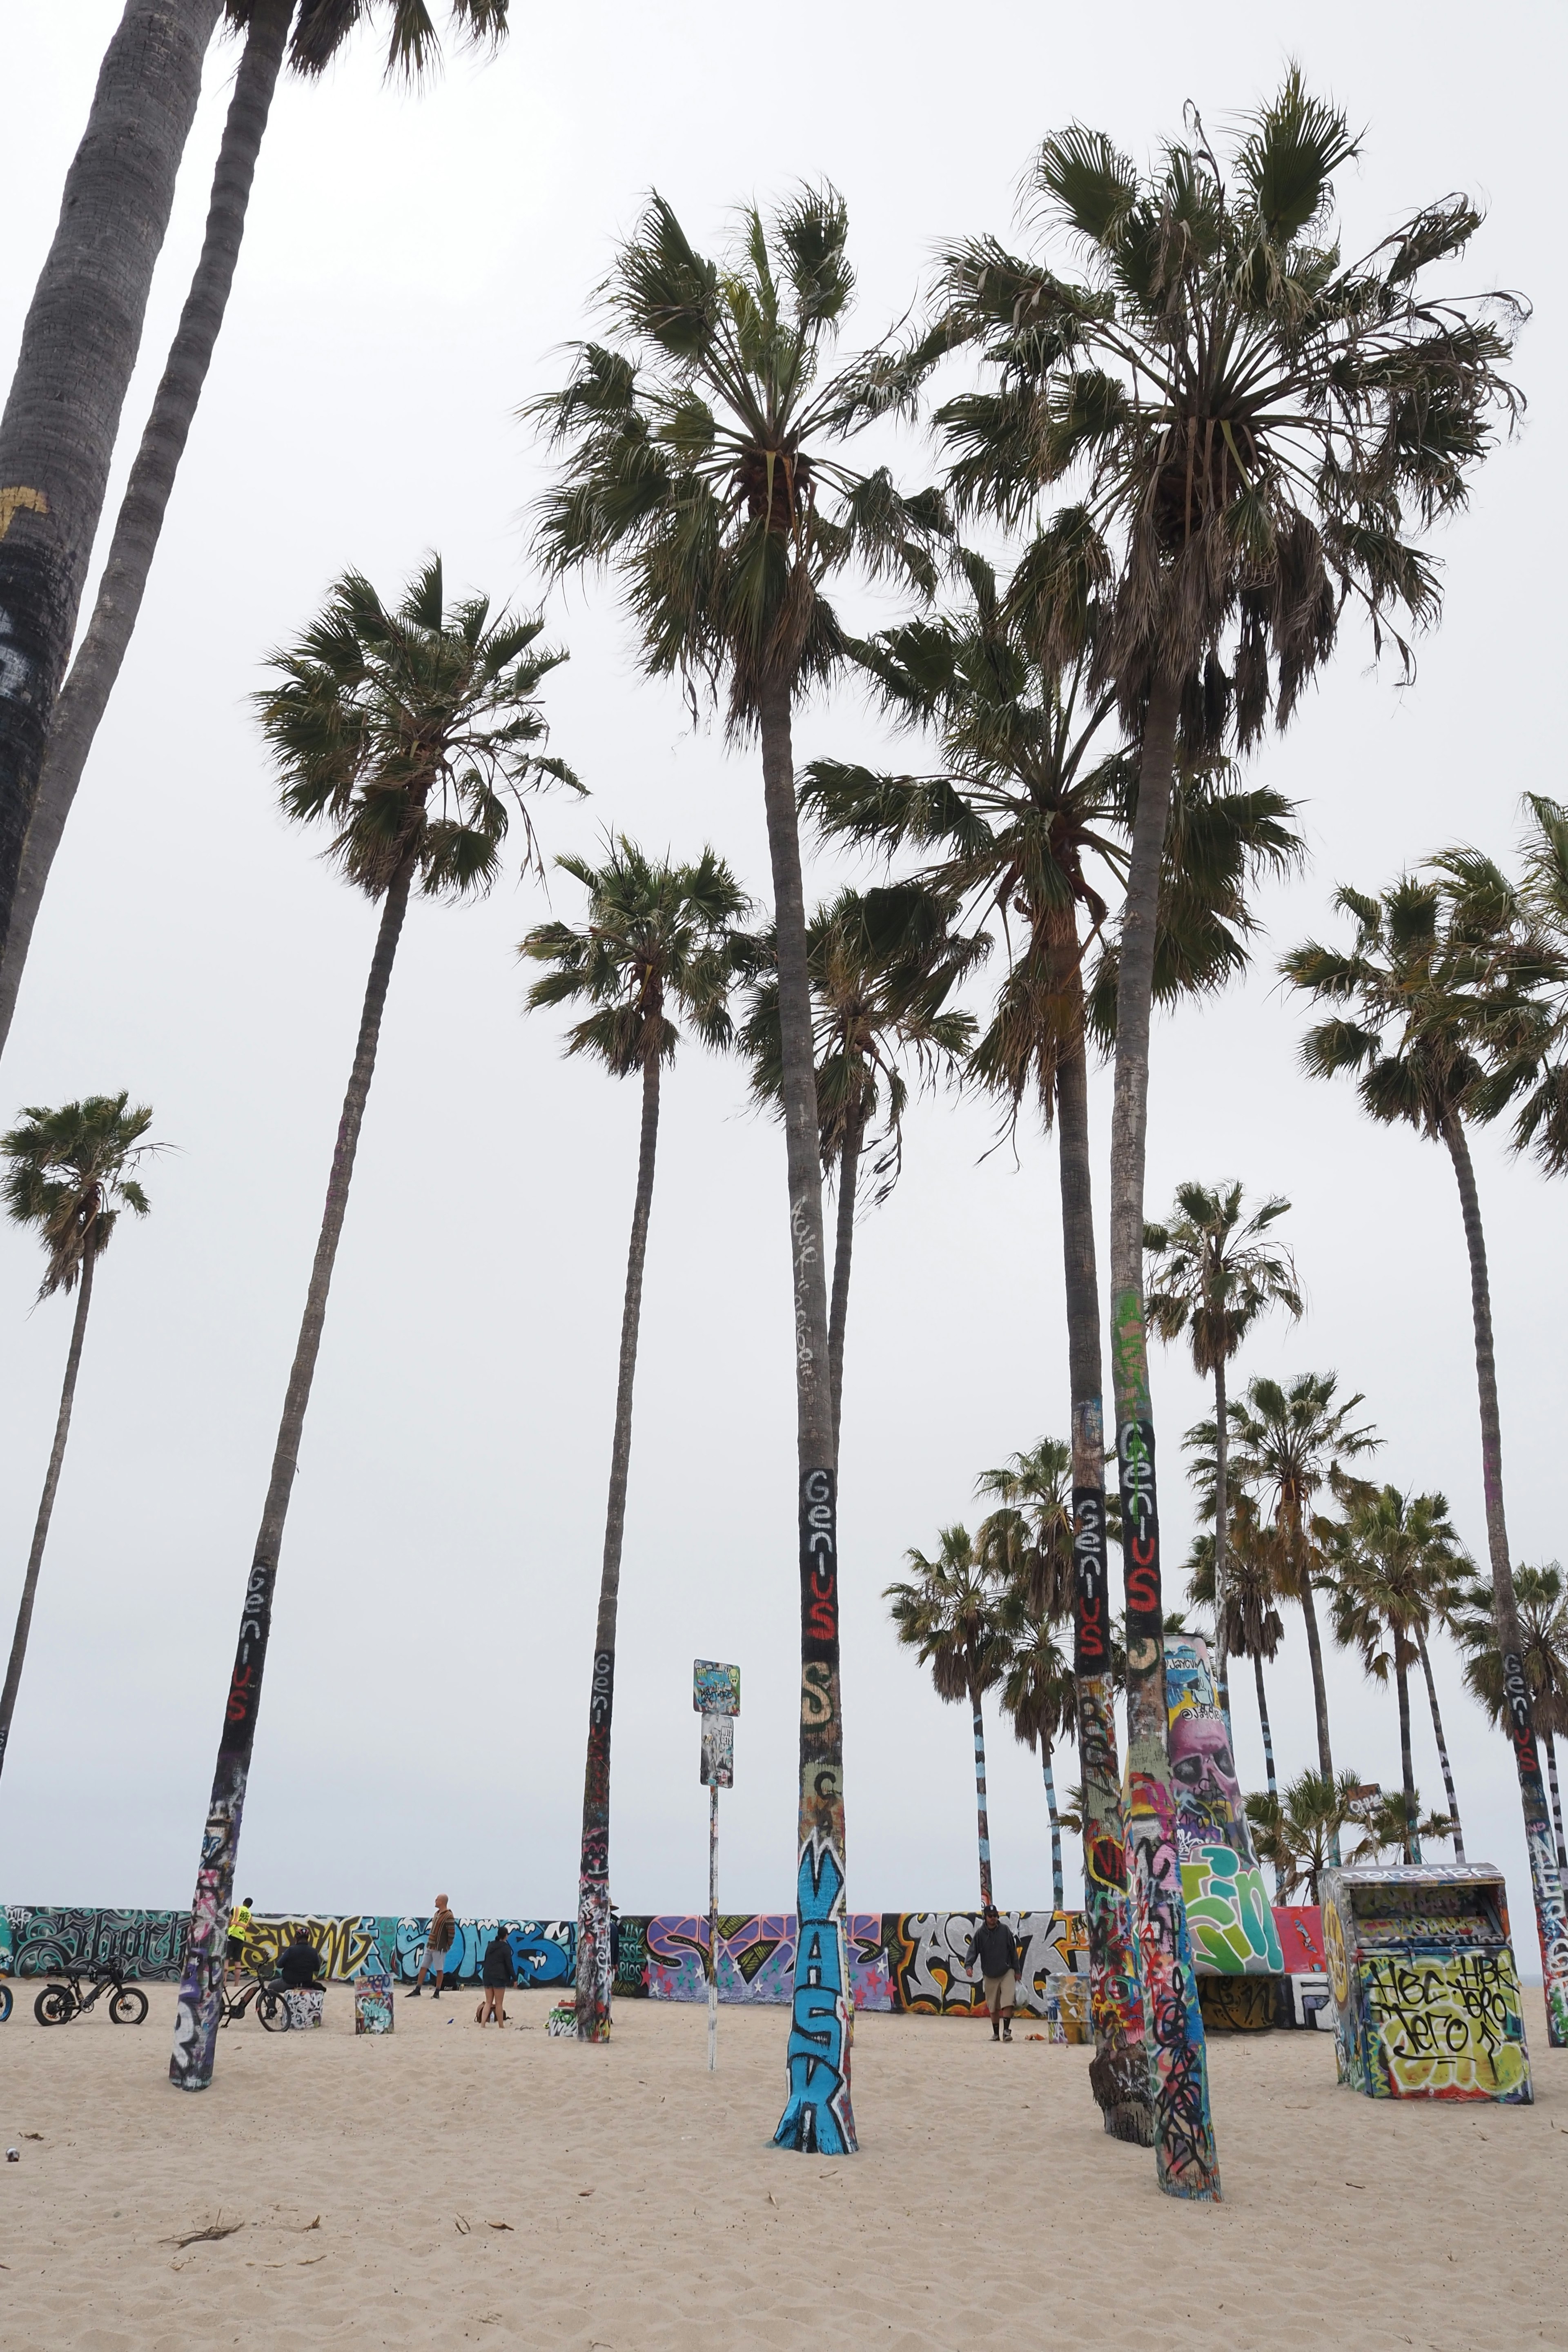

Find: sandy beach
<box><xmin>1</xmin><ymin>1985</ymin><xmax>1564</xmax><ymax>2350</ymax></box>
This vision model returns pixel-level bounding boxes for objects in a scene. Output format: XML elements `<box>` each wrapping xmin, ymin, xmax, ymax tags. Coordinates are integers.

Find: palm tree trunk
<box><xmin>1252</xmin><ymin>1648</ymin><xmax>1281</xmax><ymax>1900</ymax></box>
<box><xmin>1396</xmin><ymin>1653</ymin><xmax>1418</xmax><ymax>1863</ymax></box>
<box><xmin>0</xmin><ymin>0</ymin><xmax>289</xmax><ymax>1057</ymax></box>
<box><xmin>758</xmin><ymin>678</ymin><xmax>854</xmax><ymax>2156</ymax></box>
<box><xmin>1108</xmin><ymin>672</ymin><xmax>1218</xmax><ymax>2199</ymax></box>
<box><xmin>0</xmin><ymin>1248</ymin><xmax>97</xmax><ymax>1775</ymax></box>
<box><xmin>0</xmin><ymin>0</ymin><xmax>222</xmax><ymax>967</ymax></box>
<box><xmin>1416</xmin><ymin>1628</ymin><xmax>1465</xmax><ymax>1860</ymax></box>
<box><xmin>1291</xmin><ymin>1543</ymin><xmax>1334</xmax><ymax>1776</ymax></box>
<box><xmin>1441</xmin><ymin>1107</ymin><xmax>1568</xmax><ymax>2044</ymax></box>
<box><xmin>1546</xmin><ymin>1735</ymin><xmax>1568</xmax><ymax>1876</ymax></box>
<box><xmin>1040</xmin><ymin>1742</ymin><xmax>1063</xmax><ymax>1912</ymax></box>
<box><xmin>826</xmin><ymin>1094</ymin><xmax>864</xmax><ymax>1470</ymax></box>
<box><xmin>1212</xmin><ymin>1356</ymin><xmax>1229</xmax><ymax>1693</ymax></box>
<box><xmin>169</xmin><ymin>860</ymin><xmax>414</xmax><ymax>2092</ymax></box>
<box><xmin>575</xmin><ymin>1046</ymin><xmax>661</xmax><ymax>2044</ymax></box>
<box><xmin>972</xmin><ymin>1685</ymin><xmax>993</xmax><ymax>1908</ymax></box>
<box><xmin>1053</xmin><ymin>914</ymin><xmax>1148</xmax><ymax>2145</ymax></box>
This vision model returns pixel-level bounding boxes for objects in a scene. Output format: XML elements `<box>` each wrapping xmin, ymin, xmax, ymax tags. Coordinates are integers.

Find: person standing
<box><xmin>478</xmin><ymin>1925</ymin><xmax>516</xmax><ymax>2026</ymax></box>
<box><xmin>964</xmin><ymin>1904</ymin><xmax>1023</xmax><ymax>2042</ymax></box>
<box><xmin>225</xmin><ymin>1894</ymin><xmax>254</xmax><ymax>1984</ymax></box>
<box><xmin>405</xmin><ymin>1895</ymin><xmax>457</xmax><ymax>1999</ymax></box>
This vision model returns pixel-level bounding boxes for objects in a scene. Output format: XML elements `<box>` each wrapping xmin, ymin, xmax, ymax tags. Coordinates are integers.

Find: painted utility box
<box><xmin>1164</xmin><ymin>1636</ymin><xmax>1283</xmax><ymax>1978</ymax></box>
<box><xmin>1321</xmin><ymin>1863</ymin><xmax>1532</xmax><ymax>2103</ymax></box>
<box><xmin>353</xmin><ymin>1970</ymin><xmax>394</xmax><ymax>2035</ymax></box>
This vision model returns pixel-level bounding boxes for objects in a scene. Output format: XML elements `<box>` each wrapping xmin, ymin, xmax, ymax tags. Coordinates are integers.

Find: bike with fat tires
<box><xmin>33</xmin><ymin>1965</ymin><xmax>149</xmax><ymax>2026</ymax></box>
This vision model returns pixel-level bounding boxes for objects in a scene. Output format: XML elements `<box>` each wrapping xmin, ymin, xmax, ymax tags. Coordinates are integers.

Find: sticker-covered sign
<box><xmin>693</xmin><ymin>1659</ymin><xmax>740</xmax><ymax>1716</ymax></box>
<box><xmin>700</xmin><ymin>1713</ymin><xmax>735</xmax><ymax>1788</ymax></box>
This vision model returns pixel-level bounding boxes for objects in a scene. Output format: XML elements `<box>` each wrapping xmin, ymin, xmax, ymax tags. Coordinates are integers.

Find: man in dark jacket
<box><xmin>964</xmin><ymin>1905</ymin><xmax>1023</xmax><ymax>2042</ymax></box>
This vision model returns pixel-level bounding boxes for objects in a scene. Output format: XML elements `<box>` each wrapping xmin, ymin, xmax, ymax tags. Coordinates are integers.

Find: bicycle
<box><xmin>33</xmin><ymin>1964</ymin><xmax>149</xmax><ymax>2026</ymax></box>
<box><xmin>218</xmin><ymin>1969</ymin><xmax>288</xmax><ymax>2033</ymax></box>
<box><xmin>0</xmin><ymin>1980</ymin><xmax>11</xmax><ymax>2024</ymax></box>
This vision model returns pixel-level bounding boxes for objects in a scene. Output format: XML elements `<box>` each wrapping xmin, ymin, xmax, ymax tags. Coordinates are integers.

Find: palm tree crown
<box><xmin>230</xmin><ymin>0</ymin><xmax>510</xmax><ymax>79</ymax></box>
<box><xmin>1144</xmin><ymin>1182</ymin><xmax>1301</xmax><ymax>1381</ymax></box>
<box><xmin>2</xmin><ymin>1094</ymin><xmax>156</xmax><ymax>1296</ymax></box>
<box><xmin>886</xmin><ymin>1526</ymin><xmax>1006</xmax><ymax>1707</ymax></box>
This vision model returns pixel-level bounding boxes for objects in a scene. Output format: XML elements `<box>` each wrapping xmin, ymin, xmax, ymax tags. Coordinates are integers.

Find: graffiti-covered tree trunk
<box><xmin>1414</xmin><ymin>1633</ymin><xmax>1463</xmax><ymax>1860</ymax></box>
<box><xmin>0</xmin><ymin>1245</ymin><xmax>96</xmax><ymax>1776</ymax></box>
<box><xmin>1053</xmin><ymin>921</ymin><xmax>1149</xmax><ymax>2144</ymax></box>
<box><xmin>0</xmin><ymin>0</ymin><xmax>221</xmax><ymax>974</ymax></box>
<box><xmin>1253</xmin><ymin>1653</ymin><xmax>1278</xmax><ymax>1801</ymax></box>
<box><xmin>575</xmin><ymin>1045</ymin><xmax>661</xmax><ymax>2042</ymax></box>
<box><xmin>1545</xmin><ymin>1737</ymin><xmax>1567</xmax><ymax>1875</ymax></box>
<box><xmin>1395</xmin><ymin>1653</ymin><xmax>1418</xmax><ymax>1862</ymax></box>
<box><xmin>0</xmin><ymin>0</ymin><xmax>289</xmax><ymax>1058</ymax></box>
<box><xmin>1441</xmin><ymin>1107</ymin><xmax>1568</xmax><ymax>2042</ymax></box>
<box><xmin>1040</xmin><ymin>1744</ymin><xmax>1062</xmax><ymax>1912</ymax></box>
<box><xmin>1212</xmin><ymin>1354</ymin><xmax>1230</xmax><ymax>1695</ymax></box>
<box><xmin>971</xmin><ymin>1686</ymin><xmax>993</xmax><ymax>1908</ymax></box>
<box><xmin>760</xmin><ymin>680</ymin><xmax>855</xmax><ymax>2155</ymax></box>
<box><xmin>169</xmin><ymin>863</ymin><xmax>413</xmax><ymax>2090</ymax></box>
<box><xmin>826</xmin><ymin>1094</ymin><xmax>864</xmax><ymax>1467</ymax></box>
<box><xmin>1108</xmin><ymin>676</ymin><xmax>1220</xmax><ymax>2198</ymax></box>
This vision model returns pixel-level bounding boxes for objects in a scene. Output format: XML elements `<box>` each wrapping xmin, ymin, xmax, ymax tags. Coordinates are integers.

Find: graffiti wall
<box><xmin>879</xmin><ymin>1911</ymin><xmax>1088</xmax><ymax>2017</ymax></box>
<box><xmin>0</xmin><ymin>1909</ymin><xmax>573</xmax><ymax>1989</ymax></box>
<box><xmin>1323</xmin><ymin>1864</ymin><xmax>1533</xmax><ymax>2102</ymax></box>
<box><xmin>1165</xmin><ymin>1637</ymin><xmax>1283</xmax><ymax>1976</ymax></box>
<box><xmin>2</xmin><ymin>1907</ymin><xmax>189</xmax><ymax>1980</ymax></box>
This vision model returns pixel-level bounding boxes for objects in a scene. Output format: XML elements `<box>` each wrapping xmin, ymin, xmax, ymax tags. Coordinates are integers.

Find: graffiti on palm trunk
<box><xmin>1165</xmin><ymin>1635</ymin><xmax>1282</xmax><ymax>1977</ymax></box>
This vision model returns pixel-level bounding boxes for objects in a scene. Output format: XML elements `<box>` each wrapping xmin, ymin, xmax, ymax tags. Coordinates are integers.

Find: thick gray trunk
<box><xmin>0</xmin><ymin>0</ymin><xmax>287</xmax><ymax>1056</ymax></box>
<box><xmin>0</xmin><ymin>1247</ymin><xmax>96</xmax><ymax>1776</ymax></box>
<box><xmin>1441</xmin><ymin>1105</ymin><xmax>1568</xmax><ymax>2041</ymax></box>
<box><xmin>575</xmin><ymin>1046</ymin><xmax>661</xmax><ymax>2043</ymax></box>
<box><xmin>0</xmin><ymin>0</ymin><xmax>222</xmax><ymax>962</ymax></box>
<box><xmin>169</xmin><ymin>860</ymin><xmax>413</xmax><ymax>2091</ymax></box>
<box><xmin>1416</xmin><ymin>1628</ymin><xmax>1464</xmax><ymax>1859</ymax></box>
<box><xmin>1108</xmin><ymin>674</ymin><xmax>1218</xmax><ymax>2199</ymax></box>
<box><xmin>761</xmin><ymin>678</ymin><xmax>854</xmax><ymax>2155</ymax></box>
<box><xmin>1054</xmin><ymin>916</ymin><xmax>1148</xmax><ymax>2144</ymax></box>
<box><xmin>827</xmin><ymin>1094</ymin><xmax>864</xmax><ymax>1471</ymax></box>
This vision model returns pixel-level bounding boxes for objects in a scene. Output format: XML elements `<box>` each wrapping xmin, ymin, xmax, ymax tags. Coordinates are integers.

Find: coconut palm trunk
<box><xmin>1108</xmin><ymin>675</ymin><xmax>1219</xmax><ymax>2199</ymax></box>
<box><xmin>826</xmin><ymin>1095</ymin><xmax>864</xmax><ymax>1467</ymax></box>
<box><xmin>1252</xmin><ymin>1651</ymin><xmax>1278</xmax><ymax>1801</ymax></box>
<box><xmin>1416</xmin><ymin>1628</ymin><xmax>1465</xmax><ymax>1860</ymax></box>
<box><xmin>0</xmin><ymin>1246</ymin><xmax>96</xmax><ymax>1776</ymax></box>
<box><xmin>0</xmin><ymin>0</ymin><xmax>289</xmax><ymax>1057</ymax></box>
<box><xmin>1040</xmin><ymin>1743</ymin><xmax>1063</xmax><ymax>1912</ymax></box>
<box><xmin>760</xmin><ymin>682</ymin><xmax>855</xmax><ymax>2156</ymax></box>
<box><xmin>1394</xmin><ymin>1652</ymin><xmax>1419</xmax><ymax>1862</ymax></box>
<box><xmin>1441</xmin><ymin>1107</ymin><xmax>1568</xmax><ymax>2040</ymax></box>
<box><xmin>1291</xmin><ymin>1532</ymin><xmax>1335</xmax><ymax>1782</ymax></box>
<box><xmin>971</xmin><ymin>1684</ymin><xmax>993</xmax><ymax>1907</ymax></box>
<box><xmin>169</xmin><ymin>859</ymin><xmax>413</xmax><ymax>2091</ymax></box>
<box><xmin>1052</xmin><ymin>918</ymin><xmax>1149</xmax><ymax>2143</ymax></box>
<box><xmin>575</xmin><ymin>1046</ymin><xmax>661</xmax><ymax>2042</ymax></box>
<box><xmin>0</xmin><ymin>0</ymin><xmax>223</xmax><ymax>964</ymax></box>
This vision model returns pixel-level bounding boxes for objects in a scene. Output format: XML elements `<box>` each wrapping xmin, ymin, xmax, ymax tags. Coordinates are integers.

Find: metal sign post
<box><xmin>694</xmin><ymin>1659</ymin><xmax>739</xmax><ymax>2072</ymax></box>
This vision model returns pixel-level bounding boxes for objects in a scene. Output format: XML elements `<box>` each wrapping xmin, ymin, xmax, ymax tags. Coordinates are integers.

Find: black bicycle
<box><xmin>218</xmin><ymin>1969</ymin><xmax>288</xmax><ymax>2032</ymax></box>
<box><xmin>33</xmin><ymin>1964</ymin><xmax>149</xmax><ymax>2026</ymax></box>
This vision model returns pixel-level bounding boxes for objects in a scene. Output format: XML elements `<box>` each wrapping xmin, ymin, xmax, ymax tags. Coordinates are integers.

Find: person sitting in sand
<box><xmin>405</xmin><ymin>1895</ymin><xmax>457</xmax><ymax>1999</ymax></box>
<box><xmin>478</xmin><ymin>1926</ymin><xmax>516</xmax><ymax>2026</ymax></box>
<box><xmin>276</xmin><ymin>1929</ymin><xmax>325</xmax><ymax>1991</ymax></box>
<box><xmin>964</xmin><ymin>1904</ymin><xmax>1023</xmax><ymax>2043</ymax></box>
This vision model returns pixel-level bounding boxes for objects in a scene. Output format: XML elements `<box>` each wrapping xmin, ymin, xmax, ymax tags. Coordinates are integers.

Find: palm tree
<box><xmin>168</xmin><ymin>558</ymin><xmax>572</xmax><ymax>2094</ymax></box>
<box><xmin>1345</xmin><ymin>1785</ymin><xmax>1453</xmax><ymax>1866</ymax></box>
<box><xmin>991</xmin><ymin>1523</ymin><xmax>1078</xmax><ymax>1910</ymax></box>
<box><xmin>1185</xmin><ymin>1493</ymin><xmax>1286</xmax><ymax>1816</ymax></box>
<box><xmin>803</xmin><ymin>548</ymin><xmax>1297</xmax><ymax>2146</ymax></box>
<box><xmin>0</xmin><ymin>1093</ymin><xmax>157</xmax><ymax>1777</ymax></box>
<box><xmin>907</xmin><ymin>74</ymin><xmax>1521</xmax><ymax>2201</ymax></box>
<box><xmin>1145</xmin><ymin>1183</ymin><xmax>1301</xmax><ymax>1702</ymax></box>
<box><xmin>886</xmin><ymin>1526</ymin><xmax>1007</xmax><ymax>1906</ymax></box>
<box><xmin>1221</xmin><ymin>1372</ymin><xmax>1380</xmax><ymax>1788</ymax></box>
<box><xmin>1283</xmin><ymin>878</ymin><xmax>1568</xmax><ymax>2041</ymax></box>
<box><xmin>530</xmin><ymin>188</ymin><xmax>942</xmax><ymax>2157</ymax></box>
<box><xmin>1326</xmin><ymin>1486</ymin><xmax>1470</xmax><ymax>1861</ymax></box>
<box><xmin>1450</xmin><ymin>1562</ymin><xmax>1568</xmax><ymax>1872</ymax></box>
<box><xmin>0</xmin><ymin>0</ymin><xmax>512</xmax><ymax>1057</ymax></box>
<box><xmin>522</xmin><ymin>838</ymin><xmax>748</xmax><ymax>2045</ymax></box>
<box><xmin>0</xmin><ymin>0</ymin><xmax>221</xmax><ymax>957</ymax></box>
<box><xmin>739</xmin><ymin>882</ymin><xmax>978</xmax><ymax>1459</ymax></box>
<box><xmin>1462</xmin><ymin>796</ymin><xmax>1568</xmax><ymax>1174</ymax></box>
<box><xmin>1245</xmin><ymin>1768</ymin><xmax>1367</xmax><ymax>1905</ymax></box>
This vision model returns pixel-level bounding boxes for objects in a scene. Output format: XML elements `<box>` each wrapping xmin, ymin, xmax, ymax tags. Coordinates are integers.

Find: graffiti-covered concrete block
<box><xmin>354</xmin><ymin>1974</ymin><xmax>394</xmax><ymax>2034</ymax></box>
<box><xmin>282</xmin><ymin>1988</ymin><xmax>325</xmax><ymax>2030</ymax></box>
<box><xmin>1322</xmin><ymin>1864</ymin><xmax>1532</xmax><ymax>2102</ymax></box>
<box><xmin>1196</xmin><ymin>1973</ymin><xmax>1274</xmax><ymax>2031</ymax></box>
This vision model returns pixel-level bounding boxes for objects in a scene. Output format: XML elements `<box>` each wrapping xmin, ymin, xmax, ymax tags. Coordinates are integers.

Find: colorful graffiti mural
<box><xmin>1</xmin><ymin>1910</ymin><xmax>574</xmax><ymax>1989</ymax></box>
<box><xmin>1166</xmin><ymin>1636</ymin><xmax>1283</xmax><ymax>1978</ymax></box>
<box><xmin>879</xmin><ymin>1911</ymin><xmax>1087</xmax><ymax>2017</ymax></box>
<box><xmin>1323</xmin><ymin>1864</ymin><xmax>1533</xmax><ymax>2103</ymax></box>
<box><xmin>3</xmin><ymin>1905</ymin><xmax>188</xmax><ymax>1980</ymax></box>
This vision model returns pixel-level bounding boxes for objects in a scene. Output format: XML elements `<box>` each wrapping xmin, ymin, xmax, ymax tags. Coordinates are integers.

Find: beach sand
<box><xmin>1</xmin><ymin>1984</ymin><xmax>1563</xmax><ymax>2349</ymax></box>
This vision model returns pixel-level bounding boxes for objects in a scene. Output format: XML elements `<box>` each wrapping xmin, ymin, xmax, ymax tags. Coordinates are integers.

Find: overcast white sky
<box><xmin>0</xmin><ymin>2</ymin><xmax>1563</xmax><ymax>1946</ymax></box>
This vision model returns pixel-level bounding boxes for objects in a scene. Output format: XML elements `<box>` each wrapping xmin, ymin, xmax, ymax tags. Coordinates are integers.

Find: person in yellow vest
<box><xmin>226</xmin><ymin>1895</ymin><xmax>255</xmax><ymax>1984</ymax></box>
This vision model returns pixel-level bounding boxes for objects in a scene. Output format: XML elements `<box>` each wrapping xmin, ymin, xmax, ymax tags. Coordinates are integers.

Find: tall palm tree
<box><xmin>0</xmin><ymin>0</ymin><xmax>512</xmax><ymax>1056</ymax></box>
<box><xmin>0</xmin><ymin>0</ymin><xmax>222</xmax><ymax>958</ymax></box>
<box><xmin>530</xmin><ymin>188</ymin><xmax>941</xmax><ymax>2157</ymax></box>
<box><xmin>989</xmin><ymin>1490</ymin><xmax>1078</xmax><ymax>1911</ymax></box>
<box><xmin>1145</xmin><ymin>1182</ymin><xmax>1301</xmax><ymax>1701</ymax></box>
<box><xmin>1450</xmin><ymin>1562</ymin><xmax>1568</xmax><ymax>1873</ymax></box>
<box><xmin>168</xmin><ymin>557</ymin><xmax>572</xmax><ymax>2094</ymax></box>
<box><xmin>886</xmin><ymin>1526</ymin><xmax>1007</xmax><ymax>1906</ymax></box>
<box><xmin>522</xmin><ymin>838</ymin><xmax>748</xmax><ymax>2045</ymax></box>
<box><xmin>1185</xmin><ymin>1494</ymin><xmax>1286</xmax><ymax>1817</ymax></box>
<box><xmin>739</xmin><ymin>882</ymin><xmax>978</xmax><ymax>1460</ymax></box>
<box><xmin>1462</xmin><ymin>796</ymin><xmax>1568</xmax><ymax>1174</ymax></box>
<box><xmin>908</xmin><ymin>72</ymin><xmax>1521</xmax><ymax>2202</ymax></box>
<box><xmin>1326</xmin><ymin>1486</ymin><xmax>1470</xmax><ymax>1862</ymax></box>
<box><xmin>803</xmin><ymin>548</ymin><xmax>1297</xmax><ymax>2146</ymax></box>
<box><xmin>1221</xmin><ymin>1372</ymin><xmax>1380</xmax><ymax>1788</ymax></box>
<box><xmin>0</xmin><ymin>1093</ymin><xmax>157</xmax><ymax>1777</ymax></box>
<box><xmin>1283</xmin><ymin>878</ymin><xmax>1568</xmax><ymax>2042</ymax></box>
